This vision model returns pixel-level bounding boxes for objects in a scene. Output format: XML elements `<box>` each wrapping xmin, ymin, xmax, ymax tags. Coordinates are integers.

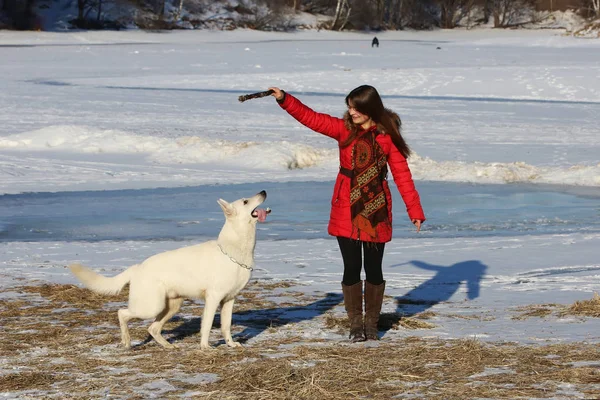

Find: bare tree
<box><xmin>77</xmin><ymin>0</ymin><xmax>95</xmax><ymax>20</ymax></box>
<box><xmin>97</xmin><ymin>0</ymin><xmax>103</xmax><ymax>21</ymax></box>
<box><xmin>303</xmin><ymin>0</ymin><xmax>338</xmax><ymax>14</ymax></box>
<box><xmin>482</xmin><ymin>0</ymin><xmax>491</xmax><ymax>23</ymax></box>
<box><xmin>156</xmin><ymin>0</ymin><xmax>165</xmax><ymax>17</ymax></box>
<box><xmin>436</xmin><ymin>0</ymin><xmax>472</xmax><ymax>28</ymax></box>
<box><xmin>591</xmin><ymin>0</ymin><xmax>600</xmax><ymax>17</ymax></box>
<box><xmin>349</xmin><ymin>0</ymin><xmax>437</xmax><ymax>30</ymax></box>
<box><xmin>339</xmin><ymin>1</ymin><xmax>351</xmax><ymax>29</ymax></box>
<box><xmin>490</xmin><ymin>0</ymin><xmax>536</xmax><ymax>27</ymax></box>
<box><xmin>387</xmin><ymin>0</ymin><xmax>402</xmax><ymax>28</ymax></box>
<box><xmin>373</xmin><ymin>0</ymin><xmax>384</xmax><ymax>27</ymax></box>
<box><xmin>439</xmin><ymin>0</ymin><xmax>456</xmax><ymax>27</ymax></box>
<box><xmin>174</xmin><ymin>0</ymin><xmax>184</xmax><ymax>20</ymax></box>
<box><xmin>77</xmin><ymin>0</ymin><xmax>84</xmax><ymax>19</ymax></box>
<box><xmin>331</xmin><ymin>0</ymin><xmax>351</xmax><ymax>29</ymax></box>
<box><xmin>331</xmin><ymin>0</ymin><xmax>343</xmax><ymax>27</ymax></box>
<box><xmin>463</xmin><ymin>0</ymin><xmax>476</xmax><ymax>28</ymax></box>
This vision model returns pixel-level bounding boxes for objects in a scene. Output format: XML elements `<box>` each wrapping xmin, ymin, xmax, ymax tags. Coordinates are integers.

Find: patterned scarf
<box><xmin>350</xmin><ymin>129</ymin><xmax>389</xmax><ymax>239</ymax></box>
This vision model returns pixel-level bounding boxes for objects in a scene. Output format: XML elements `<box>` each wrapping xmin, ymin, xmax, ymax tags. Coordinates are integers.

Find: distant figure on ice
<box><xmin>372</xmin><ymin>37</ymin><xmax>379</xmax><ymax>48</ymax></box>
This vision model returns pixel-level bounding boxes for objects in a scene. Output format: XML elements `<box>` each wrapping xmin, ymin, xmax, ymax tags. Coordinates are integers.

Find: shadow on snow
<box><xmin>380</xmin><ymin>259</ymin><xmax>488</xmax><ymax>335</ymax></box>
<box><xmin>132</xmin><ymin>259</ymin><xmax>486</xmax><ymax>347</ymax></box>
<box><xmin>133</xmin><ymin>292</ymin><xmax>344</xmax><ymax>348</ymax></box>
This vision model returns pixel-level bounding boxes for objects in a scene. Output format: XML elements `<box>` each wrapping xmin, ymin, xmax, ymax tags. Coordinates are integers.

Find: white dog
<box><xmin>69</xmin><ymin>190</ymin><xmax>270</xmax><ymax>349</ymax></box>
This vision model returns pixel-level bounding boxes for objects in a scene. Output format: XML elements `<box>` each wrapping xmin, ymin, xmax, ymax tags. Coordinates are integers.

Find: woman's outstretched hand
<box><xmin>412</xmin><ymin>219</ymin><xmax>422</xmax><ymax>233</ymax></box>
<box><xmin>269</xmin><ymin>87</ymin><xmax>285</xmax><ymax>101</ymax></box>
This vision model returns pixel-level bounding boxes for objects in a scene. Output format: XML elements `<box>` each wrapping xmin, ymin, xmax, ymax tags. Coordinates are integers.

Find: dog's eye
<box><xmin>243</xmin><ymin>200</ymin><xmax>248</xmax><ymax>205</ymax></box>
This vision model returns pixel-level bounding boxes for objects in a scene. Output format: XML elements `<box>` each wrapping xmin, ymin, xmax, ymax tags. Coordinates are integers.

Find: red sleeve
<box><xmin>387</xmin><ymin>143</ymin><xmax>426</xmax><ymax>222</ymax></box>
<box><xmin>278</xmin><ymin>93</ymin><xmax>346</xmax><ymax>141</ymax></box>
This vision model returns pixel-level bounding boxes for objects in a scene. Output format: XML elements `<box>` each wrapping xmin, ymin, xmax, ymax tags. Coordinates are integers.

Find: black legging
<box><xmin>337</xmin><ymin>236</ymin><xmax>385</xmax><ymax>286</ymax></box>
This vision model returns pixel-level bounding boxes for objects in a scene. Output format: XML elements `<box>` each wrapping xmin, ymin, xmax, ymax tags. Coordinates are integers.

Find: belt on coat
<box><xmin>339</xmin><ymin>166</ymin><xmax>354</xmax><ymax>178</ymax></box>
<box><xmin>339</xmin><ymin>166</ymin><xmax>388</xmax><ymax>180</ymax></box>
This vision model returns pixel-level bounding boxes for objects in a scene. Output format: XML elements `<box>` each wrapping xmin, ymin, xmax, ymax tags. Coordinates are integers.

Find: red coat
<box><xmin>279</xmin><ymin>93</ymin><xmax>426</xmax><ymax>243</ymax></box>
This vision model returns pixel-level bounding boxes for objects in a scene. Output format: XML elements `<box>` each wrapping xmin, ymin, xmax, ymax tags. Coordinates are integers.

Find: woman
<box><xmin>270</xmin><ymin>85</ymin><xmax>425</xmax><ymax>342</ymax></box>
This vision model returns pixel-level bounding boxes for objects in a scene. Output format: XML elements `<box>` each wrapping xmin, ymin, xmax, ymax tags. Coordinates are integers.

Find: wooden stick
<box><xmin>238</xmin><ymin>89</ymin><xmax>274</xmax><ymax>103</ymax></box>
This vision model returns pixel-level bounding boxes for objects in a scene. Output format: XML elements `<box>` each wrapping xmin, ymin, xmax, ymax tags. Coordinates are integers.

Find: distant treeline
<box><xmin>1</xmin><ymin>0</ymin><xmax>598</xmax><ymax>31</ymax></box>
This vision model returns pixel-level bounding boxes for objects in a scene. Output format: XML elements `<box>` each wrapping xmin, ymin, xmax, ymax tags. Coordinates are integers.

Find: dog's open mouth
<box><xmin>252</xmin><ymin>207</ymin><xmax>271</xmax><ymax>222</ymax></box>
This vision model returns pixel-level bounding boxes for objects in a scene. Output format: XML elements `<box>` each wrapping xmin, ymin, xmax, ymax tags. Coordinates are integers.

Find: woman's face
<box><xmin>347</xmin><ymin>102</ymin><xmax>371</xmax><ymax>126</ymax></box>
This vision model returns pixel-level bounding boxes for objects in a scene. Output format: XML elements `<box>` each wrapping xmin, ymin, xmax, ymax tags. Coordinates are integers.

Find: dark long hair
<box><xmin>342</xmin><ymin>85</ymin><xmax>411</xmax><ymax>158</ymax></box>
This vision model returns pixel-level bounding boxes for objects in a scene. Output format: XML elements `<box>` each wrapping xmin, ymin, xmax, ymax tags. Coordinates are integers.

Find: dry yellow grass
<box><xmin>511</xmin><ymin>304</ymin><xmax>557</xmax><ymax>320</ymax></box>
<box><xmin>324</xmin><ymin>311</ymin><xmax>436</xmax><ymax>333</ymax></box>
<box><xmin>379</xmin><ymin>312</ymin><xmax>437</xmax><ymax>330</ymax></box>
<box><xmin>0</xmin><ymin>372</ymin><xmax>56</xmax><ymax>391</ymax></box>
<box><xmin>1</xmin><ymin>283</ymin><xmax>600</xmax><ymax>399</ymax></box>
<box><xmin>511</xmin><ymin>294</ymin><xmax>600</xmax><ymax>320</ymax></box>
<box><xmin>17</xmin><ymin>283</ymin><xmax>130</xmax><ymax>307</ymax></box>
<box><xmin>561</xmin><ymin>292</ymin><xmax>600</xmax><ymax>318</ymax></box>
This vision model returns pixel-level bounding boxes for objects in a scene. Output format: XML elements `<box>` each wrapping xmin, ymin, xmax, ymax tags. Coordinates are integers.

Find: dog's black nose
<box><xmin>260</xmin><ymin>190</ymin><xmax>267</xmax><ymax>199</ymax></box>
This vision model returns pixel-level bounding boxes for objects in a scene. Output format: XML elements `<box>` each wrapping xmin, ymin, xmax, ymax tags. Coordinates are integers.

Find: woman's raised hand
<box><xmin>269</xmin><ymin>87</ymin><xmax>285</xmax><ymax>101</ymax></box>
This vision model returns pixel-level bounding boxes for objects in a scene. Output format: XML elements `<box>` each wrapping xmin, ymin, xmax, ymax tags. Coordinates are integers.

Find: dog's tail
<box><xmin>68</xmin><ymin>263</ymin><xmax>136</xmax><ymax>295</ymax></box>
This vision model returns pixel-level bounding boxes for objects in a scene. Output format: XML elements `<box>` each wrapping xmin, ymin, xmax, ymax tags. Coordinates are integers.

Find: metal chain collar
<box><xmin>217</xmin><ymin>244</ymin><xmax>253</xmax><ymax>271</ymax></box>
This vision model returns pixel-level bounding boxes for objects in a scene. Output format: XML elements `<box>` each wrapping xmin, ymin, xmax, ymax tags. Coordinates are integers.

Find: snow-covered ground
<box><xmin>0</xmin><ymin>28</ymin><xmax>599</xmax><ymax>398</ymax></box>
<box><xmin>1</xmin><ymin>29</ymin><xmax>599</xmax><ymax>194</ymax></box>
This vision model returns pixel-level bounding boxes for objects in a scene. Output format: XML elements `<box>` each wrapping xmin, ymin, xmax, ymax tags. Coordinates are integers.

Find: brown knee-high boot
<box><xmin>364</xmin><ymin>280</ymin><xmax>386</xmax><ymax>340</ymax></box>
<box><xmin>341</xmin><ymin>281</ymin><xmax>366</xmax><ymax>342</ymax></box>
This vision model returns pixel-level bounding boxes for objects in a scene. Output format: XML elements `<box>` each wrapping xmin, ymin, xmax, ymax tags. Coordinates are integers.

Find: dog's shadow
<box><xmin>133</xmin><ymin>259</ymin><xmax>487</xmax><ymax>346</ymax></box>
<box><xmin>380</xmin><ymin>259</ymin><xmax>487</xmax><ymax>334</ymax></box>
<box><xmin>137</xmin><ymin>292</ymin><xmax>343</xmax><ymax>347</ymax></box>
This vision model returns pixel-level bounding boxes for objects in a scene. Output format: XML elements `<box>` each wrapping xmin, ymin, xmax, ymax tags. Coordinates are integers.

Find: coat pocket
<box><xmin>331</xmin><ymin>175</ymin><xmax>350</xmax><ymax>207</ymax></box>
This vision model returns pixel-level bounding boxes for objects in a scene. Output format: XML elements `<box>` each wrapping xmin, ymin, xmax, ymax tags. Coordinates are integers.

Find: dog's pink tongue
<box><xmin>255</xmin><ymin>208</ymin><xmax>268</xmax><ymax>222</ymax></box>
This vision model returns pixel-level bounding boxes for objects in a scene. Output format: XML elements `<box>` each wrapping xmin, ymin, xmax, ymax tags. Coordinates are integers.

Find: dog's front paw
<box><xmin>200</xmin><ymin>343</ymin><xmax>215</xmax><ymax>351</ymax></box>
<box><xmin>227</xmin><ymin>341</ymin><xmax>243</xmax><ymax>348</ymax></box>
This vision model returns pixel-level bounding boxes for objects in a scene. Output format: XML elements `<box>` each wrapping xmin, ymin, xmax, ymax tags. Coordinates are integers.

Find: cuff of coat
<box><xmin>276</xmin><ymin>91</ymin><xmax>289</xmax><ymax>106</ymax></box>
<box><xmin>409</xmin><ymin>214</ymin><xmax>426</xmax><ymax>223</ymax></box>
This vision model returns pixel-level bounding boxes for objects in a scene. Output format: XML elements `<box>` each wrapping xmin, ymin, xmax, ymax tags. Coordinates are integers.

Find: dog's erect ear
<box><xmin>217</xmin><ymin>199</ymin><xmax>235</xmax><ymax>216</ymax></box>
